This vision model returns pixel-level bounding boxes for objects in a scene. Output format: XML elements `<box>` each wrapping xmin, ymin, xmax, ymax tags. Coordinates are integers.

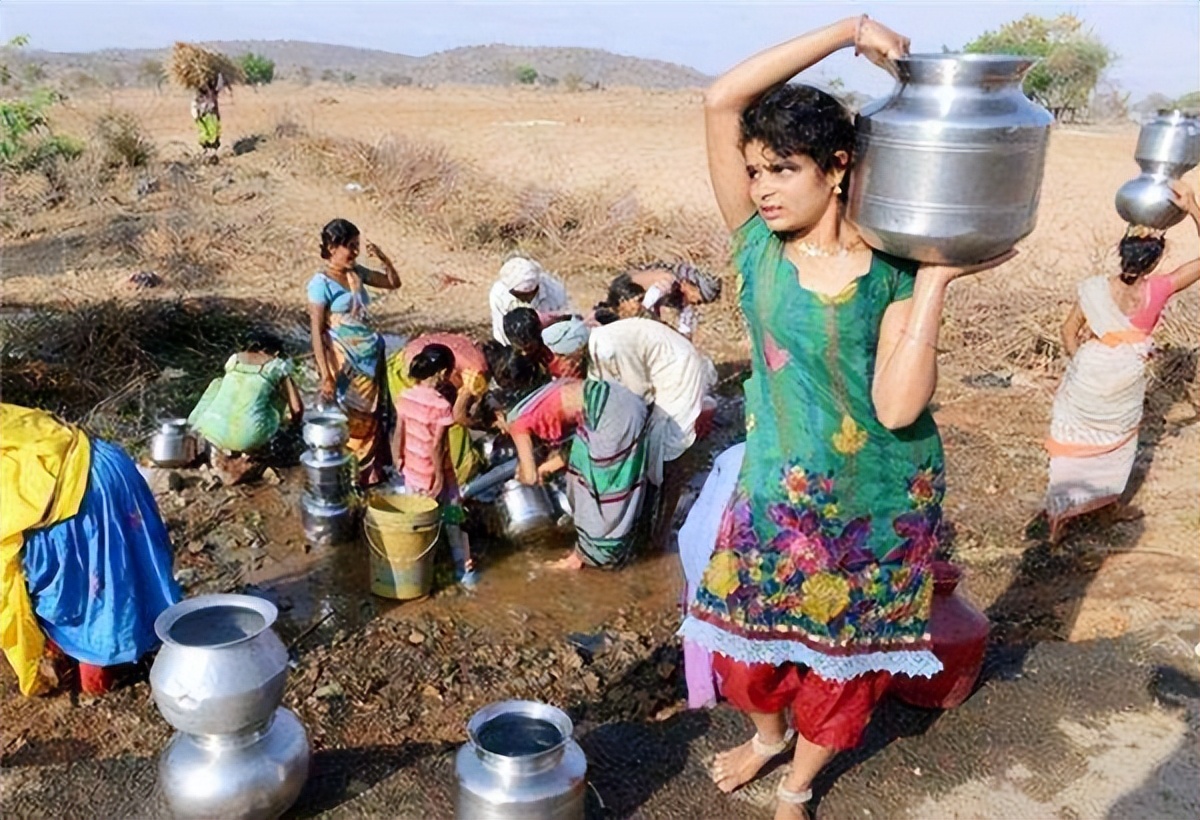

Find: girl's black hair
<box><xmin>242</xmin><ymin>329</ymin><xmax>285</xmax><ymax>356</ymax></box>
<box><xmin>320</xmin><ymin>218</ymin><xmax>360</xmax><ymax>260</ymax></box>
<box><xmin>593</xmin><ymin>307</ymin><xmax>621</xmax><ymax>325</ymax></box>
<box><xmin>606</xmin><ymin>273</ymin><xmax>646</xmax><ymax>305</ymax></box>
<box><xmin>592</xmin><ymin>272</ymin><xmax>646</xmax><ymax>320</ymax></box>
<box><xmin>434</xmin><ymin>381</ymin><xmax>457</xmax><ymax>406</ymax></box>
<box><xmin>1117</xmin><ymin>235</ymin><xmax>1166</xmax><ymax>284</ymax></box>
<box><xmin>740</xmin><ymin>83</ymin><xmax>856</xmax><ymax>202</ymax></box>
<box><xmin>502</xmin><ymin>307</ymin><xmax>543</xmax><ymax>350</ymax></box>
<box><xmin>480</xmin><ymin>340</ymin><xmax>511</xmax><ymax>377</ymax></box>
<box><xmin>408</xmin><ymin>343</ymin><xmax>455</xmax><ymax>381</ymax></box>
<box><xmin>491</xmin><ymin>350</ymin><xmax>549</xmax><ymax>397</ymax></box>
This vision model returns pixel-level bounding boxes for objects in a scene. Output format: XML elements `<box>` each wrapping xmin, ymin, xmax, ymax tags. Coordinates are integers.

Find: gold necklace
<box><xmin>792</xmin><ymin>241</ymin><xmax>849</xmax><ymax>258</ymax></box>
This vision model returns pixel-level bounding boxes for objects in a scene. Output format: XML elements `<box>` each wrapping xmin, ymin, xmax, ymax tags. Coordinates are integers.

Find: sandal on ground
<box><xmin>777</xmin><ymin>783</ymin><xmax>813</xmax><ymax>818</ymax></box>
<box><xmin>751</xmin><ymin>727</ymin><xmax>797</xmax><ymax>758</ymax></box>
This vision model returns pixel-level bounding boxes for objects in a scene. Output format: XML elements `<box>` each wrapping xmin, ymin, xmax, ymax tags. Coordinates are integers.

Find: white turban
<box><xmin>542</xmin><ymin>317</ymin><xmax>590</xmax><ymax>355</ymax></box>
<box><xmin>498</xmin><ymin>257</ymin><xmax>544</xmax><ymax>293</ymax></box>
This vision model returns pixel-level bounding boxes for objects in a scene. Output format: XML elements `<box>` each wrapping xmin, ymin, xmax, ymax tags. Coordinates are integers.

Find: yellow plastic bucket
<box><xmin>364</xmin><ymin>493</ymin><xmax>442</xmax><ymax>600</ymax></box>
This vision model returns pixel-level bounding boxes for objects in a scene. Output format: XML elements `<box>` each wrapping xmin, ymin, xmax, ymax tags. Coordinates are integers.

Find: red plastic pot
<box><xmin>890</xmin><ymin>561</ymin><xmax>989</xmax><ymax>710</ymax></box>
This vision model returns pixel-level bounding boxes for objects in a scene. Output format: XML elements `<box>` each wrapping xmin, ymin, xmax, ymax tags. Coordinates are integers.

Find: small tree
<box><xmin>1172</xmin><ymin>91</ymin><xmax>1200</xmax><ymax>113</ymax></box>
<box><xmin>515</xmin><ymin>64</ymin><xmax>538</xmax><ymax>85</ymax></box>
<box><xmin>0</xmin><ymin>37</ymin><xmax>82</xmax><ymax>191</ymax></box>
<box><xmin>239</xmin><ymin>52</ymin><xmax>275</xmax><ymax>87</ymax></box>
<box><xmin>964</xmin><ymin>13</ymin><xmax>1114</xmax><ymax>122</ymax></box>
<box><xmin>137</xmin><ymin>58</ymin><xmax>165</xmax><ymax>90</ymax></box>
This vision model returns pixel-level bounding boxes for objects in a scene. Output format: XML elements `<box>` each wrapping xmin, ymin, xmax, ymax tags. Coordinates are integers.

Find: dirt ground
<box><xmin>2</xmin><ymin>85</ymin><xmax>1198</xmax><ymax>818</ymax></box>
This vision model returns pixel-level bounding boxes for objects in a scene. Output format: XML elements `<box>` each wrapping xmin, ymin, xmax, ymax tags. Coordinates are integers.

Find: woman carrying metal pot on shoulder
<box><xmin>676</xmin><ymin>16</ymin><xmax>1016</xmax><ymax>819</ymax></box>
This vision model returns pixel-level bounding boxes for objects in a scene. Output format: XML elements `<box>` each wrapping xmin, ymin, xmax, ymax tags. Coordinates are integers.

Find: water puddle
<box><xmin>245</xmin><ymin>511</ymin><xmax>686</xmax><ymax>651</ymax></box>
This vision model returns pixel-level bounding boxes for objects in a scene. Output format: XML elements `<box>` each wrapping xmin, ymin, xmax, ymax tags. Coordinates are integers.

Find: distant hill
<box><xmin>23</xmin><ymin>40</ymin><xmax>711</xmax><ymax>89</ymax></box>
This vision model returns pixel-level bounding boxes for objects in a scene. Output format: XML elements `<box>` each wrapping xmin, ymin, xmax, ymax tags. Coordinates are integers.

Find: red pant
<box><xmin>712</xmin><ymin>654</ymin><xmax>891</xmax><ymax>751</ymax></box>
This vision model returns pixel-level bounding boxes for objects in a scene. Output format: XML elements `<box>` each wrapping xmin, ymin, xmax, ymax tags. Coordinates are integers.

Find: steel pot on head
<box><xmin>848</xmin><ymin>53</ymin><xmax>1054</xmax><ymax>264</ymax></box>
<box><xmin>150</xmin><ymin>594</ymin><xmax>289</xmax><ymax>736</ymax></box>
<box><xmin>1115</xmin><ymin>109</ymin><xmax>1200</xmax><ymax>229</ymax></box>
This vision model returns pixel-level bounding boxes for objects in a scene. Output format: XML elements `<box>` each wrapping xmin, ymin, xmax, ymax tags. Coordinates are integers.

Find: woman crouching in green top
<box><xmin>189</xmin><ymin>329</ymin><xmax>305</xmax><ymax>485</ymax></box>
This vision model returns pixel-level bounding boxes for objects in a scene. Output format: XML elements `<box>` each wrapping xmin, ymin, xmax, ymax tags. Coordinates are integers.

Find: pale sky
<box><xmin>3</xmin><ymin>0</ymin><xmax>1198</xmax><ymax>99</ymax></box>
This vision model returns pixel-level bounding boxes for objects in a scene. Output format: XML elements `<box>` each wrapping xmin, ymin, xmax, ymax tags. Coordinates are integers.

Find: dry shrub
<box><xmin>0</xmin><ymin>298</ymin><xmax>307</xmax><ymax>444</ymax></box>
<box><xmin>310</xmin><ymin>134</ymin><xmax>462</xmax><ymax>220</ymax></box>
<box><xmin>93</xmin><ymin>109</ymin><xmax>155</xmax><ymax>169</ymax></box>
<box><xmin>306</xmin><ymin>130</ymin><xmax>728</xmax><ymax>281</ymax></box>
<box><xmin>135</xmin><ymin>213</ymin><xmax>241</xmax><ymax>286</ymax></box>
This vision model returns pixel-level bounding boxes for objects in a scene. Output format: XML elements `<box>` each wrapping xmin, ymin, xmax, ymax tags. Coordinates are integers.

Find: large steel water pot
<box><xmin>299</xmin><ymin>450</ymin><xmax>353</xmax><ymax>499</ymax></box>
<box><xmin>1115</xmin><ymin>110</ymin><xmax>1200</xmax><ymax>229</ymax></box>
<box><xmin>158</xmin><ymin>707</ymin><xmax>310</xmax><ymax>820</ymax></box>
<box><xmin>150</xmin><ymin>594</ymin><xmax>289</xmax><ymax>736</ymax></box>
<box><xmin>300</xmin><ymin>492</ymin><xmax>356</xmax><ymax>546</ymax></box>
<box><xmin>496</xmin><ymin>479</ymin><xmax>556</xmax><ymax>538</ymax></box>
<box><xmin>455</xmin><ymin>700</ymin><xmax>587</xmax><ymax>820</ymax></box>
<box><xmin>848</xmin><ymin>53</ymin><xmax>1054</xmax><ymax>264</ymax></box>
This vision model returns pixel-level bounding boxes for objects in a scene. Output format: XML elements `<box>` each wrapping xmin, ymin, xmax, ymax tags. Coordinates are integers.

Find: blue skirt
<box><xmin>22</xmin><ymin>439</ymin><xmax>183</xmax><ymax>667</ymax></box>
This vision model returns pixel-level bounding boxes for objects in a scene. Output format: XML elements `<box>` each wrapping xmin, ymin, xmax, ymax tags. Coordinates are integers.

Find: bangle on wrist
<box><xmin>854</xmin><ymin>13</ymin><xmax>868</xmax><ymax>56</ymax></box>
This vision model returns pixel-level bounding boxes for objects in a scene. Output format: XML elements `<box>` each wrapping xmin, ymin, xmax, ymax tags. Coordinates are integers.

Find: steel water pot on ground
<box><xmin>495</xmin><ymin>479</ymin><xmax>556</xmax><ymax>538</ymax></box>
<box><xmin>150</xmin><ymin>594</ymin><xmax>290</xmax><ymax>736</ymax></box>
<box><xmin>455</xmin><ymin>700</ymin><xmax>587</xmax><ymax>820</ymax></box>
<box><xmin>302</xmin><ymin>410</ymin><xmax>350</xmax><ymax>450</ymax></box>
<box><xmin>158</xmin><ymin>707</ymin><xmax>309</xmax><ymax>820</ymax></box>
<box><xmin>151</xmin><ymin>419</ymin><xmax>198</xmax><ymax>468</ymax></box>
<box><xmin>848</xmin><ymin>53</ymin><xmax>1054</xmax><ymax>265</ymax></box>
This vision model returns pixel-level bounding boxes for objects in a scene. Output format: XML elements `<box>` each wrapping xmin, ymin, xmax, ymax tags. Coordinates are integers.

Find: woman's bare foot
<box><xmin>774</xmin><ymin>798</ymin><xmax>809</xmax><ymax>820</ymax></box>
<box><xmin>546</xmin><ymin>551</ymin><xmax>584</xmax><ymax>571</ymax></box>
<box><xmin>774</xmin><ymin>780</ymin><xmax>813</xmax><ymax>820</ymax></box>
<box><xmin>711</xmin><ymin>730</ymin><xmax>794</xmax><ymax>793</ymax></box>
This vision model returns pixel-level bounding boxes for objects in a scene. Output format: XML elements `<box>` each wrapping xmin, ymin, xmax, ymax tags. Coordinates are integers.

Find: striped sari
<box><xmin>566</xmin><ymin>380</ymin><xmax>656</xmax><ymax>567</ymax></box>
<box><xmin>325</xmin><ymin>311</ymin><xmax>392</xmax><ymax>486</ymax></box>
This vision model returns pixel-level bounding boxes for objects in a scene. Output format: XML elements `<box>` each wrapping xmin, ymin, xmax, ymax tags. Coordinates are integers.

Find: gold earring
<box><xmin>834</xmin><ymin>184</ymin><xmax>843</xmax><ymax>195</ymax></box>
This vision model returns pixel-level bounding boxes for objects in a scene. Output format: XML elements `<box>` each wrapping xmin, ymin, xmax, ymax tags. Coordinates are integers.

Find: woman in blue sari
<box><xmin>308</xmin><ymin>218</ymin><xmax>402</xmax><ymax>486</ymax></box>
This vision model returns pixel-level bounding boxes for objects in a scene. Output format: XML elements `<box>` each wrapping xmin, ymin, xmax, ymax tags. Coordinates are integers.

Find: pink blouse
<box><xmin>1129</xmin><ymin>276</ymin><xmax>1175</xmax><ymax>334</ymax></box>
<box><xmin>396</xmin><ymin>385</ymin><xmax>454</xmax><ymax>494</ymax></box>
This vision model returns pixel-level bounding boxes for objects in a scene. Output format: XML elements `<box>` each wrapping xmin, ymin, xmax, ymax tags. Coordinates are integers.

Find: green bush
<box><xmin>515</xmin><ymin>64</ymin><xmax>538</xmax><ymax>85</ymax></box>
<box><xmin>239</xmin><ymin>52</ymin><xmax>276</xmax><ymax>86</ymax></box>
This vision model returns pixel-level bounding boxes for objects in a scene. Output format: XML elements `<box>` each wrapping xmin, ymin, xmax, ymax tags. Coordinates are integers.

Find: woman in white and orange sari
<box><xmin>1040</xmin><ymin>181</ymin><xmax>1199</xmax><ymax>543</ymax></box>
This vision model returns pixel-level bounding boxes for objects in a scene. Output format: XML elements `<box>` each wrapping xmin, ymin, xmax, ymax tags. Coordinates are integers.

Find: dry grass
<box><xmin>303</xmin><ymin>130</ymin><xmax>729</xmax><ymax>285</ymax></box>
<box><xmin>0</xmin><ymin>298</ymin><xmax>307</xmax><ymax>445</ymax></box>
<box><xmin>168</xmin><ymin>42</ymin><xmax>244</xmax><ymax>90</ymax></box>
<box><xmin>93</xmin><ymin>110</ymin><xmax>156</xmax><ymax>169</ymax></box>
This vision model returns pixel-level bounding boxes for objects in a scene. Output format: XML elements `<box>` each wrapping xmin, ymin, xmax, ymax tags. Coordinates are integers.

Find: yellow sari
<box><xmin>0</xmin><ymin>404</ymin><xmax>91</xmax><ymax>695</ymax></box>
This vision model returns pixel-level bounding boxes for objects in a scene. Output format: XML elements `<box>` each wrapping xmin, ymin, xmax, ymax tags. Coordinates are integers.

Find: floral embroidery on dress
<box><xmin>831</xmin><ymin>414</ymin><xmax>868</xmax><ymax>455</ymax></box>
<box><xmin>763</xmin><ymin>332</ymin><xmax>791</xmax><ymax>372</ymax></box>
<box><xmin>693</xmin><ymin>461</ymin><xmax>946</xmax><ymax>647</ymax></box>
<box><xmin>745</xmin><ymin>413</ymin><xmax>757</xmax><ymax>432</ymax></box>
